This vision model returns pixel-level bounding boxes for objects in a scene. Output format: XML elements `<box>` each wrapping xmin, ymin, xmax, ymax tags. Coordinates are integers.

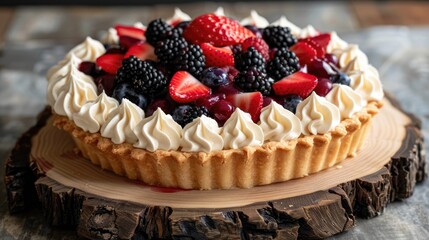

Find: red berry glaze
<box><xmin>307</xmin><ymin>33</ymin><xmax>331</xmax><ymax>50</ymax></box>
<box><xmin>195</xmin><ymin>93</ymin><xmax>226</xmax><ymax>110</ymax></box>
<box><xmin>169</xmin><ymin>71</ymin><xmax>211</xmax><ymax>103</ymax></box>
<box><xmin>183</xmin><ymin>14</ymin><xmax>255</xmax><ymax>47</ymax></box>
<box><xmin>124</xmin><ymin>42</ymin><xmax>157</xmax><ymax>61</ymax></box>
<box><xmin>95</xmin><ymin>53</ymin><xmax>124</xmax><ymax>75</ymax></box>
<box><xmin>200</xmin><ymin>43</ymin><xmax>234</xmax><ymax>68</ymax></box>
<box><xmin>273</xmin><ymin>72</ymin><xmax>318</xmax><ymax>98</ymax></box>
<box><xmin>211</xmin><ymin>100</ymin><xmax>236</xmax><ymax>126</ymax></box>
<box><xmin>226</xmin><ymin>92</ymin><xmax>263</xmax><ymax>123</ymax></box>
<box><xmin>115</xmin><ymin>25</ymin><xmax>146</xmax><ymax>40</ymax></box>
<box><xmin>290</xmin><ymin>42</ymin><xmax>318</xmax><ymax>66</ymax></box>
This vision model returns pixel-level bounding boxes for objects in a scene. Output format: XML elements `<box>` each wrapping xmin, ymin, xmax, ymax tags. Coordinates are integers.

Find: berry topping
<box><xmin>234</xmin><ymin>68</ymin><xmax>273</xmax><ymax>96</ymax></box>
<box><xmin>169</xmin><ymin>71</ymin><xmax>211</xmax><ymax>103</ymax></box>
<box><xmin>267</xmin><ymin>48</ymin><xmax>300</xmax><ymax>81</ymax></box>
<box><xmin>211</xmin><ymin>99</ymin><xmax>236</xmax><ymax>126</ymax></box>
<box><xmin>146</xmin><ymin>99</ymin><xmax>173</xmax><ymax>116</ymax></box>
<box><xmin>330</xmin><ymin>72</ymin><xmax>351</xmax><ymax>86</ymax></box>
<box><xmin>116</xmin><ymin>56</ymin><xmax>167</xmax><ymax>97</ymax></box>
<box><xmin>124</xmin><ymin>42</ymin><xmax>157</xmax><ymax>61</ymax></box>
<box><xmin>174</xmin><ymin>21</ymin><xmax>191</xmax><ymax>32</ymax></box>
<box><xmin>313</xmin><ymin>78</ymin><xmax>333</xmax><ymax>97</ymax></box>
<box><xmin>241</xmin><ymin>37</ymin><xmax>270</xmax><ymax>61</ymax></box>
<box><xmin>112</xmin><ymin>82</ymin><xmax>148</xmax><ymax>110</ymax></box>
<box><xmin>307</xmin><ymin>59</ymin><xmax>336</xmax><ymax>78</ymax></box>
<box><xmin>273</xmin><ymin>72</ymin><xmax>318</xmax><ymax>98</ymax></box>
<box><xmin>263</xmin><ymin>96</ymin><xmax>274</xmax><ymax>107</ymax></box>
<box><xmin>155</xmin><ymin>37</ymin><xmax>188</xmax><ymax>65</ymax></box>
<box><xmin>234</xmin><ymin>47</ymin><xmax>266</xmax><ymax>73</ymax></box>
<box><xmin>200</xmin><ymin>67</ymin><xmax>228</xmax><ymax>88</ymax></box>
<box><xmin>307</xmin><ymin>33</ymin><xmax>331</xmax><ymax>50</ymax></box>
<box><xmin>172</xmin><ymin>105</ymin><xmax>210</xmax><ymax>127</ymax></box>
<box><xmin>95</xmin><ymin>53</ymin><xmax>124</xmax><ymax>75</ymax></box>
<box><xmin>299</xmin><ymin>38</ymin><xmax>325</xmax><ymax>58</ymax></box>
<box><xmin>226</xmin><ymin>92</ymin><xmax>263</xmax><ymax>123</ymax></box>
<box><xmin>95</xmin><ymin>74</ymin><xmax>116</xmax><ymax>96</ymax></box>
<box><xmin>244</xmin><ymin>25</ymin><xmax>263</xmax><ymax>39</ymax></box>
<box><xmin>195</xmin><ymin>93</ymin><xmax>226</xmax><ymax>110</ymax></box>
<box><xmin>200</xmin><ymin>43</ymin><xmax>234</xmax><ymax>68</ymax></box>
<box><xmin>145</xmin><ymin>19</ymin><xmax>178</xmax><ymax>46</ymax></box>
<box><xmin>183</xmin><ymin>14</ymin><xmax>254</xmax><ymax>47</ymax></box>
<box><xmin>262</xmin><ymin>26</ymin><xmax>297</xmax><ymax>49</ymax></box>
<box><xmin>115</xmin><ymin>25</ymin><xmax>146</xmax><ymax>41</ymax></box>
<box><xmin>78</xmin><ymin>61</ymin><xmax>96</xmax><ymax>76</ymax></box>
<box><xmin>215</xmin><ymin>83</ymin><xmax>241</xmax><ymax>95</ymax></box>
<box><xmin>281</xmin><ymin>95</ymin><xmax>302</xmax><ymax>114</ymax></box>
<box><xmin>290</xmin><ymin>42</ymin><xmax>318</xmax><ymax>66</ymax></box>
<box><xmin>171</xmin><ymin>44</ymin><xmax>206</xmax><ymax>77</ymax></box>
<box><xmin>119</xmin><ymin>36</ymin><xmax>144</xmax><ymax>49</ymax></box>
<box><xmin>324</xmin><ymin>53</ymin><xmax>339</xmax><ymax>66</ymax></box>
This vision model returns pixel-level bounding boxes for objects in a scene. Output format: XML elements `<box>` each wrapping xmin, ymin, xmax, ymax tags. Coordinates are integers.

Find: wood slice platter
<box><xmin>4</xmin><ymin>96</ymin><xmax>427</xmax><ymax>239</ymax></box>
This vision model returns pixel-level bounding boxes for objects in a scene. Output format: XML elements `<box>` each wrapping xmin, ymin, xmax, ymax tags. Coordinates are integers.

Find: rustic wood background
<box><xmin>1</xmin><ymin>1</ymin><xmax>429</xmax><ymax>239</ymax></box>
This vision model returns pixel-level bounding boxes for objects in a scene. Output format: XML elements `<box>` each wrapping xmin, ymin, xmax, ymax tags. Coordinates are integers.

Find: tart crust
<box><xmin>53</xmin><ymin>101</ymin><xmax>383</xmax><ymax>190</ymax></box>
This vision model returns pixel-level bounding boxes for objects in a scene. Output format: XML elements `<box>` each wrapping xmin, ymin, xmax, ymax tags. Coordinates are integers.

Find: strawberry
<box><xmin>115</xmin><ymin>25</ymin><xmax>145</xmax><ymax>40</ymax></box>
<box><xmin>241</xmin><ymin>37</ymin><xmax>269</xmax><ymax>61</ymax></box>
<box><xmin>200</xmin><ymin>43</ymin><xmax>234</xmax><ymax>67</ymax></box>
<box><xmin>169</xmin><ymin>71</ymin><xmax>211</xmax><ymax>103</ymax></box>
<box><xmin>299</xmin><ymin>38</ymin><xmax>325</xmax><ymax>58</ymax></box>
<box><xmin>183</xmin><ymin>14</ymin><xmax>254</xmax><ymax>47</ymax></box>
<box><xmin>119</xmin><ymin>36</ymin><xmax>144</xmax><ymax>49</ymax></box>
<box><xmin>95</xmin><ymin>53</ymin><xmax>124</xmax><ymax>75</ymax></box>
<box><xmin>273</xmin><ymin>72</ymin><xmax>318</xmax><ymax>98</ymax></box>
<box><xmin>307</xmin><ymin>33</ymin><xmax>331</xmax><ymax>50</ymax></box>
<box><xmin>226</xmin><ymin>92</ymin><xmax>263</xmax><ymax>122</ymax></box>
<box><xmin>290</xmin><ymin>42</ymin><xmax>318</xmax><ymax>66</ymax></box>
<box><xmin>124</xmin><ymin>42</ymin><xmax>157</xmax><ymax>61</ymax></box>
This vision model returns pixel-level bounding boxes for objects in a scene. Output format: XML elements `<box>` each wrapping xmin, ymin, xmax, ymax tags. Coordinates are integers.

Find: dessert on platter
<box><xmin>48</xmin><ymin>8</ymin><xmax>384</xmax><ymax>190</ymax></box>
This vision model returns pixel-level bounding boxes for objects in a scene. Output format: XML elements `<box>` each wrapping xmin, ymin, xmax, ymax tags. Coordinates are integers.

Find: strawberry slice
<box><xmin>273</xmin><ymin>72</ymin><xmax>318</xmax><ymax>98</ymax></box>
<box><xmin>183</xmin><ymin>14</ymin><xmax>255</xmax><ymax>47</ymax></box>
<box><xmin>307</xmin><ymin>33</ymin><xmax>331</xmax><ymax>50</ymax></box>
<box><xmin>242</xmin><ymin>37</ymin><xmax>270</xmax><ymax>61</ymax></box>
<box><xmin>299</xmin><ymin>38</ymin><xmax>325</xmax><ymax>58</ymax></box>
<box><xmin>290</xmin><ymin>42</ymin><xmax>318</xmax><ymax>66</ymax></box>
<box><xmin>115</xmin><ymin>25</ymin><xmax>145</xmax><ymax>40</ymax></box>
<box><xmin>226</xmin><ymin>92</ymin><xmax>263</xmax><ymax>122</ymax></box>
<box><xmin>95</xmin><ymin>53</ymin><xmax>124</xmax><ymax>75</ymax></box>
<box><xmin>124</xmin><ymin>42</ymin><xmax>157</xmax><ymax>61</ymax></box>
<box><xmin>169</xmin><ymin>71</ymin><xmax>211</xmax><ymax>103</ymax></box>
<box><xmin>200</xmin><ymin>43</ymin><xmax>234</xmax><ymax>68</ymax></box>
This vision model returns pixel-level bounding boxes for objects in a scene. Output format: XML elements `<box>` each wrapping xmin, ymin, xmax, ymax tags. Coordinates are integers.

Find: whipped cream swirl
<box><xmin>221</xmin><ymin>108</ymin><xmax>264</xmax><ymax>149</ymax></box>
<box><xmin>325</xmin><ymin>84</ymin><xmax>367</xmax><ymax>119</ymax></box>
<box><xmin>73</xmin><ymin>92</ymin><xmax>119</xmax><ymax>133</ymax></box>
<box><xmin>342</xmin><ymin>57</ymin><xmax>369</xmax><ymax>73</ymax></box>
<box><xmin>133</xmin><ymin>22</ymin><xmax>146</xmax><ymax>29</ymax></box>
<box><xmin>101</xmin><ymin>28</ymin><xmax>119</xmax><ymax>45</ymax></box>
<box><xmin>101</xmin><ymin>99</ymin><xmax>145</xmax><ymax>144</ymax></box>
<box><xmin>53</xmin><ymin>70</ymin><xmax>98</xmax><ymax>119</ymax></box>
<box><xmin>133</xmin><ymin>108</ymin><xmax>182</xmax><ymax>151</ymax></box>
<box><xmin>299</xmin><ymin>25</ymin><xmax>318</xmax><ymax>38</ymax></box>
<box><xmin>270</xmin><ymin>16</ymin><xmax>301</xmax><ymax>36</ymax></box>
<box><xmin>259</xmin><ymin>101</ymin><xmax>302</xmax><ymax>142</ymax></box>
<box><xmin>240</xmin><ymin>10</ymin><xmax>269</xmax><ymax>28</ymax></box>
<box><xmin>326</xmin><ymin>32</ymin><xmax>348</xmax><ymax>53</ymax></box>
<box><xmin>46</xmin><ymin>53</ymin><xmax>82</xmax><ymax>82</ymax></box>
<box><xmin>296</xmin><ymin>92</ymin><xmax>341</xmax><ymax>135</ymax></box>
<box><xmin>167</xmin><ymin>8</ymin><xmax>191</xmax><ymax>25</ymax></box>
<box><xmin>181</xmin><ymin>115</ymin><xmax>224</xmax><ymax>152</ymax></box>
<box><xmin>65</xmin><ymin>37</ymin><xmax>106</xmax><ymax>62</ymax></box>
<box><xmin>335</xmin><ymin>44</ymin><xmax>368</xmax><ymax>68</ymax></box>
<box><xmin>349</xmin><ymin>65</ymin><xmax>384</xmax><ymax>101</ymax></box>
<box><xmin>214</xmin><ymin>7</ymin><xmax>225</xmax><ymax>16</ymax></box>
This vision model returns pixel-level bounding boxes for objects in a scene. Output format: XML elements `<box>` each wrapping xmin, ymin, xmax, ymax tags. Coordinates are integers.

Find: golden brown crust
<box><xmin>53</xmin><ymin>101</ymin><xmax>382</xmax><ymax>189</ymax></box>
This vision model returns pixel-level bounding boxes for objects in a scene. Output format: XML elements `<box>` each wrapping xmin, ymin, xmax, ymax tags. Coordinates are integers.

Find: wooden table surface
<box><xmin>1</xmin><ymin>1</ymin><xmax>429</xmax><ymax>239</ymax></box>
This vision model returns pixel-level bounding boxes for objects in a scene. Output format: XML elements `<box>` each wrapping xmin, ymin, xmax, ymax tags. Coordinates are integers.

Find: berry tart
<box><xmin>49</xmin><ymin>8</ymin><xmax>384</xmax><ymax>189</ymax></box>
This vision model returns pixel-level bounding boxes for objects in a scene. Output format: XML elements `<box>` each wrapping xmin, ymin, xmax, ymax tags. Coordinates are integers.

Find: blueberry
<box><xmin>200</xmin><ymin>67</ymin><xmax>228</xmax><ymax>88</ymax></box>
<box><xmin>282</xmin><ymin>95</ymin><xmax>302</xmax><ymax>114</ymax></box>
<box><xmin>171</xmin><ymin>105</ymin><xmax>209</xmax><ymax>127</ymax></box>
<box><xmin>244</xmin><ymin>25</ymin><xmax>263</xmax><ymax>38</ymax></box>
<box><xmin>330</xmin><ymin>72</ymin><xmax>351</xmax><ymax>86</ymax></box>
<box><xmin>174</xmin><ymin>21</ymin><xmax>190</xmax><ymax>32</ymax></box>
<box><xmin>112</xmin><ymin>83</ymin><xmax>148</xmax><ymax>110</ymax></box>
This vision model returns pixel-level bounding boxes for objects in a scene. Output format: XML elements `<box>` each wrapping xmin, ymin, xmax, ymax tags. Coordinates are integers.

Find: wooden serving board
<box><xmin>4</xmin><ymin>96</ymin><xmax>426</xmax><ymax>240</ymax></box>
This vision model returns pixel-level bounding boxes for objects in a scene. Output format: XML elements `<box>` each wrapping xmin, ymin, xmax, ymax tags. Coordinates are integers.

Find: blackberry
<box><xmin>267</xmin><ymin>48</ymin><xmax>300</xmax><ymax>81</ymax></box>
<box><xmin>171</xmin><ymin>44</ymin><xmax>206</xmax><ymax>77</ymax></box>
<box><xmin>330</xmin><ymin>72</ymin><xmax>351</xmax><ymax>86</ymax></box>
<box><xmin>115</xmin><ymin>56</ymin><xmax>167</xmax><ymax>97</ymax></box>
<box><xmin>172</xmin><ymin>105</ymin><xmax>210</xmax><ymax>127</ymax></box>
<box><xmin>145</xmin><ymin>19</ymin><xmax>181</xmax><ymax>46</ymax></box>
<box><xmin>263</xmin><ymin>26</ymin><xmax>297</xmax><ymax>49</ymax></box>
<box><xmin>282</xmin><ymin>95</ymin><xmax>302</xmax><ymax>114</ymax></box>
<box><xmin>234</xmin><ymin>67</ymin><xmax>273</xmax><ymax>96</ymax></box>
<box><xmin>235</xmin><ymin>47</ymin><xmax>266</xmax><ymax>73</ymax></box>
<box><xmin>155</xmin><ymin>37</ymin><xmax>188</xmax><ymax>65</ymax></box>
<box><xmin>174</xmin><ymin>21</ymin><xmax>190</xmax><ymax>32</ymax></box>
